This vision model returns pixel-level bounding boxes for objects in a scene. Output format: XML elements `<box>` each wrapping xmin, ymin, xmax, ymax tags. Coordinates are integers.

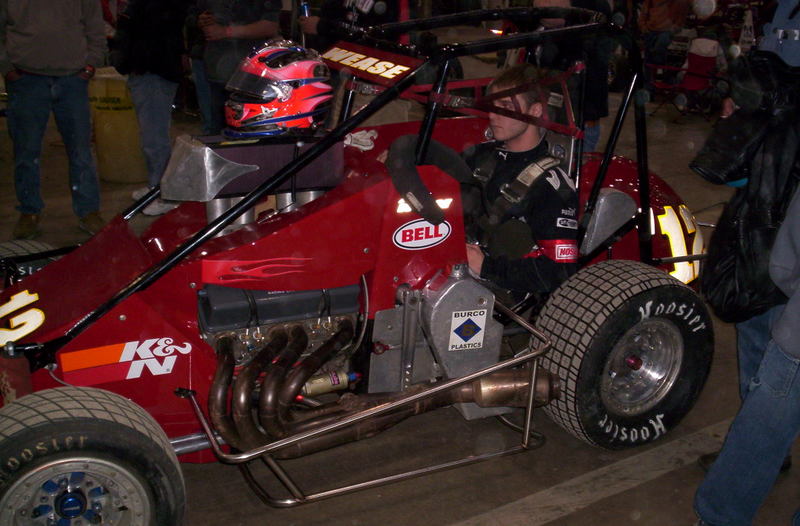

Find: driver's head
<box><xmin>487</xmin><ymin>64</ymin><xmax>547</xmax><ymax>152</ymax></box>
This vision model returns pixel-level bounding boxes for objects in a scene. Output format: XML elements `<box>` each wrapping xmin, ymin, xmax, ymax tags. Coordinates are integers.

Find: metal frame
<box><xmin>178</xmin><ymin>300</ymin><xmax>550</xmax><ymax>507</ymax></box>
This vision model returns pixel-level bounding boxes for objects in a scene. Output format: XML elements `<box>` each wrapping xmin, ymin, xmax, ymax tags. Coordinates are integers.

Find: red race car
<box><xmin>0</xmin><ymin>7</ymin><xmax>710</xmax><ymax>525</ymax></box>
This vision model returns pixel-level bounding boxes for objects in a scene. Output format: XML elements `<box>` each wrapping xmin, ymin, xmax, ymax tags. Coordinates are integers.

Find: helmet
<box><xmin>224</xmin><ymin>40</ymin><xmax>333</xmax><ymax>138</ymax></box>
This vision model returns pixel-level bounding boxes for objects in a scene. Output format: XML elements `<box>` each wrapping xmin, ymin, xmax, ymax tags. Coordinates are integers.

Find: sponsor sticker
<box><xmin>554</xmin><ymin>243</ymin><xmax>578</xmax><ymax>261</ymax></box>
<box><xmin>448</xmin><ymin>309</ymin><xmax>487</xmax><ymax>351</ymax></box>
<box><xmin>392</xmin><ymin>219</ymin><xmax>451</xmax><ymax>250</ymax></box>
<box><xmin>59</xmin><ymin>338</ymin><xmax>193</xmax><ymax>385</ymax></box>
<box><xmin>556</xmin><ymin>217</ymin><xmax>578</xmax><ymax>229</ymax></box>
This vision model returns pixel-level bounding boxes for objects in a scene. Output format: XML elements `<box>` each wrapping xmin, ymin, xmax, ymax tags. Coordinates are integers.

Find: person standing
<box><xmin>0</xmin><ymin>0</ymin><xmax>107</xmax><ymax>239</ymax></box>
<box><xmin>189</xmin><ymin>0</ymin><xmax>282</xmax><ymax>135</ymax></box>
<box><xmin>694</xmin><ymin>183</ymin><xmax>800</xmax><ymax>525</ymax></box>
<box><xmin>638</xmin><ymin>0</ymin><xmax>690</xmax><ymax>88</ymax></box>
<box><xmin>111</xmin><ymin>0</ymin><xmax>191</xmax><ymax>215</ymax></box>
<box><xmin>693</xmin><ymin>0</ymin><xmax>800</xmax><ymax>523</ymax></box>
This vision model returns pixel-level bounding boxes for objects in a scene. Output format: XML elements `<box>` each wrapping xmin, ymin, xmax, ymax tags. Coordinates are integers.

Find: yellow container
<box><xmin>89</xmin><ymin>67</ymin><xmax>147</xmax><ymax>183</ymax></box>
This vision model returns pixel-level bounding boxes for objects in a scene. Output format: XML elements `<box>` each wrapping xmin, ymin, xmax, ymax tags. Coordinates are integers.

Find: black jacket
<box><xmin>111</xmin><ymin>0</ymin><xmax>191</xmax><ymax>83</ymax></box>
<box><xmin>462</xmin><ymin>139</ymin><xmax>579</xmax><ymax>298</ymax></box>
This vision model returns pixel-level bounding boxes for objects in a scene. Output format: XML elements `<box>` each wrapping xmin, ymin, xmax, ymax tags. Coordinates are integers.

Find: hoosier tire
<box><xmin>0</xmin><ymin>387</ymin><xmax>185</xmax><ymax>525</ymax></box>
<box><xmin>535</xmin><ymin>260</ymin><xmax>713</xmax><ymax>449</ymax></box>
<box><xmin>0</xmin><ymin>240</ymin><xmax>59</xmax><ymax>284</ymax></box>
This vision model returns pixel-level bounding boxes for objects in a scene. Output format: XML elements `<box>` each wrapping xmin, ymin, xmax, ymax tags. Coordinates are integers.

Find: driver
<box><xmin>463</xmin><ymin>64</ymin><xmax>579</xmax><ymax>301</ymax></box>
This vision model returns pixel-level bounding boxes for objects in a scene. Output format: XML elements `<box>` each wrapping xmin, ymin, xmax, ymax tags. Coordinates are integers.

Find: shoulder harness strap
<box><xmin>488</xmin><ymin>156</ymin><xmax>562</xmax><ymax>224</ymax></box>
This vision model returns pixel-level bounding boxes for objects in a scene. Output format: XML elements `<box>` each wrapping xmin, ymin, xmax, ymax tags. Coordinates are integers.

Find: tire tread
<box><xmin>536</xmin><ymin>260</ymin><xmax>690</xmax><ymax>446</ymax></box>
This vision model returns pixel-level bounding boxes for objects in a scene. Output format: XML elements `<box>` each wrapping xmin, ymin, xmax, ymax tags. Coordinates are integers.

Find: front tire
<box><xmin>0</xmin><ymin>387</ymin><xmax>185</xmax><ymax>525</ymax></box>
<box><xmin>535</xmin><ymin>260</ymin><xmax>713</xmax><ymax>449</ymax></box>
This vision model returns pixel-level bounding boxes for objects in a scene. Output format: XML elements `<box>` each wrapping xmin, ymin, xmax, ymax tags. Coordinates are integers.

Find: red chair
<box><xmin>647</xmin><ymin>38</ymin><xmax>726</xmax><ymax>118</ymax></box>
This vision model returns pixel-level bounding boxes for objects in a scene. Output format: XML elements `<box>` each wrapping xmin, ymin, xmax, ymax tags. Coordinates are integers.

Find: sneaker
<box><xmin>142</xmin><ymin>198</ymin><xmax>178</xmax><ymax>216</ymax></box>
<box><xmin>78</xmin><ymin>212</ymin><xmax>106</xmax><ymax>236</ymax></box>
<box><xmin>131</xmin><ymin>187</ymin><xmax>153</xmax><ymax>201</ymax></box>
<box><xmin>12</xmin><ymin>213</ymin><xmax>41</xmax><ymax>240</ymax></box>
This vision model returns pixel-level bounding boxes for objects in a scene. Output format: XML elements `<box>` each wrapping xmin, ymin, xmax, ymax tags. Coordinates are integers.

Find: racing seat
<box><xmin>647</xmin><ymin>37</ymin><xmax>726</xmax><ymax>118</ymax></box>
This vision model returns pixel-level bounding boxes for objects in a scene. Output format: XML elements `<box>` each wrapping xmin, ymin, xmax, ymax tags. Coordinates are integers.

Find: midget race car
<box><xmin>0</xmin><ymin>8</ymin><xmax>711</xmax><ymax>525</ymax></box>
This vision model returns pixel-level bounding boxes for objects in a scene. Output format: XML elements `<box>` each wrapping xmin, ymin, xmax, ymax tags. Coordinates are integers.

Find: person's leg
<box><xmin>583</xmin><ymin>122</ymin><xmax>601</xmax><ymax>152</ymax></box>
<box><xmin>695</xmin><ymin>338</ymin><xmax>800</xmax><ymax>525</ymax></box>
<box><xmin>6</xmin><ymin>74</ymin><xmax>54</xmax><ymax>215</ymax></box>
<box><xmin>127</xmin><ymin>73</ymin><xmax>179</xmax><ymax>187</ymax></box>
<box><xmin>736</xmin><ymin>306</ymin><xmax>784</xmax><ymax>400</ymax></box>
<box><xmin>207</xmin><ymin>81</ymin><xmax>228</xmax><ymax>136</ymax></box>
<box><xmin>191</xmin><ymin>58</ymin><xmax>215</xmax><ymax>136</ymax></box>
<box><xmin>51</xmin><ymin>74</ymin><xmax>100</xmax><ymax>218</ymax></box>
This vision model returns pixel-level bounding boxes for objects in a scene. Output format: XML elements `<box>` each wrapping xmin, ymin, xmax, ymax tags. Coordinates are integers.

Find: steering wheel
<box><xmin>386</xmin><ymin>135</ymin><xmax>473</xmax><ymax>225</ymax></box>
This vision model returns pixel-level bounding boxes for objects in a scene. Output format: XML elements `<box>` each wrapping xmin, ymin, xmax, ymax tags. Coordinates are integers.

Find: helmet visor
<box><xmin>226</xmin><ymin>70</ymin><xmax>292</xmax><ymax>102</ymax></box>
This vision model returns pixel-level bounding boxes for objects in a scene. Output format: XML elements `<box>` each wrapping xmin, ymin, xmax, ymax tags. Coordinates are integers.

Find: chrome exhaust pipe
<box><xmin>232</xmin><ymin>329</ymin><xmax>289</xmax><ymax>449</ymax></box>
<box><xmin>271</xmin><ymin>367</ymin><xmax>558</xmax><ymax>459</ymax></box>
<box><xmin>208</xmin><ymin>336</ymin><xmax>247</xmax><ymax>451</ymax></box>
<box><xmin>278</xmin><ymin>319</ymin><xmax>354</xmax><ymax>428</ymax></box>
<box><xmin>258</xmin><ymin>326</ymin><xmax>309</xmax><ymax>439</ymax></box>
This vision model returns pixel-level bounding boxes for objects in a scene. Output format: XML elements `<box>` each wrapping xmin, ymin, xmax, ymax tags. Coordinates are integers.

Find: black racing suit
<box><xmin>462</xmin><ymin>139</ymin><xmax>579</xmax><ymax>299</ymax></box>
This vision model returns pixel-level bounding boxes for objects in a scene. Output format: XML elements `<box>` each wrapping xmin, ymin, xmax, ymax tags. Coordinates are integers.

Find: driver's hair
<box><xmin>487</xmin><ymin>64</ymin><xmax>547</xmax><ymax>108</ymax></box>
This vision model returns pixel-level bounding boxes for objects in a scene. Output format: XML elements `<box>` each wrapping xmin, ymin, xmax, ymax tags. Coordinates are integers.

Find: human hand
<box><xmin>720</xmin><ymin>97</ymin><xmax>736</xmax><ymax>119</ymax></box>
<box><xmin>465</xmin><ymin>244</ymin><xmax>485</xmax><ymax>275</ymax></box>
<box><xmin>77</xmin><ymin>65</ymin><xmax>95</xmax><ymax>80</ymax></box>
<box><xmin>202</xmin><ymin>22</ymin><xmax>230</xmax><ymax>41</ymax></box>
<box><xmin>198</xmin><ymin>11</ymin><xmax>216</xmax><ymax>28</ymax></box>
<box><xmin>299</xmin><ymin>15</ymin><xmax>320</xmax><ymax>35</ymax></box>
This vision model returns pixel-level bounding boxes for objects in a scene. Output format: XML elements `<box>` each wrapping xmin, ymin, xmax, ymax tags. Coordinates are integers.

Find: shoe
<box><xmin>131</xmin><ymin>187</ymin><xmax>153</xmax><ymax>200</ymax></box>
<box><xmin>78</xmin><ymin>212</ymin><xmax>106</xmax><ymax>236</ymax></box>
<box><xmin>698</xmin><ymin>451</ymin><xmax>791</xmax><ymax>473</ymax></box>
<box><xmin>12</xmin><ymin>213</ymin><xmax>41</xmax><ymax>240</ymax></box>
<box><xmin>142</xmin><ymin>198</ymin><xmax>178</xmax><ymax>216</ymax></box>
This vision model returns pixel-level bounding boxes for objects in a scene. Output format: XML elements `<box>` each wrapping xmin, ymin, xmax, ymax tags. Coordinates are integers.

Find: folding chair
<box><xmin>647</xmin><ymin>37</ymin><xmax>726</xmax><ymax>118</ymax></box>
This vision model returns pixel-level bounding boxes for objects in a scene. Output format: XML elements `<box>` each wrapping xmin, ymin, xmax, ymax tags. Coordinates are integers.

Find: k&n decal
<box><xmin>59</xmin><ymin>338</ymin><xmax>193</xmax><ymax>385</ymax></box>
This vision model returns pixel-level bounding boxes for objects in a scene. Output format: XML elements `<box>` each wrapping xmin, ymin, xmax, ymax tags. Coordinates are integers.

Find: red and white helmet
<box><xmin>224</xmin><ymin>40</ymin><xmax>333</xmax><ymax>137</ymax></box>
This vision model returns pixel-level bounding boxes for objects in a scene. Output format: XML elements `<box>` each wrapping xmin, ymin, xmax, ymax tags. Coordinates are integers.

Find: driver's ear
<box><xmin>529</xmin><ymin>102</ymin><xmax>544</xmax><ymax>118</ymax></box>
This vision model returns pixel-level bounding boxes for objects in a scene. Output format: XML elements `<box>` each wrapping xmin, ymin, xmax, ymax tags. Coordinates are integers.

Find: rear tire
<box><xmin>0</xmin><ymin>240</ymin><xmax>59</xmax><ymax>285</ymax></box>
<box><xmin>535</xmin><ymin>260</ymin><xmax>713</xmax><ymax>449</ymax></box>
<box><xmin>0</xmin><ymin>387</ymin><xmax>185</xmax><ymax>525</ymax></box>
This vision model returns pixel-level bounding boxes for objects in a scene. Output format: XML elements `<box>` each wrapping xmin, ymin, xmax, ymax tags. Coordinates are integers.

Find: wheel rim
<box><xmin>1</xmin><ymin>456</ymin><xmax>152</xmax><ymax>526</ymax></box>
<box><xmin>600</xmin><ymin>318</ymin><xmax>684</xmax><ymax>416</ymax></box>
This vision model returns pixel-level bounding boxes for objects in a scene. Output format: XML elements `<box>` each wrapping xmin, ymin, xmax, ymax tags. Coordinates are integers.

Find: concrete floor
<box><xmin>1</xmin><ymin>76</ymin><xmax>798</xmax><ymax>525</ymax></box>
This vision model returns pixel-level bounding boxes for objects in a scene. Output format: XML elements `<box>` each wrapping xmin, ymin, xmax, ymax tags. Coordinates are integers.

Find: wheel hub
<box><xmin>1</xmin><ymin>457</ymin><xmax>151</xmax><ymax>526</ymax></box>
<box><xmin>600</xmin><ymin>318</ymin><xmax>684</xmax><ymax>416</ymax></box>
<box><xmin>55</xmin><ymin>490</ymin><xmax>87</xmax><ymax>519</ymax></box>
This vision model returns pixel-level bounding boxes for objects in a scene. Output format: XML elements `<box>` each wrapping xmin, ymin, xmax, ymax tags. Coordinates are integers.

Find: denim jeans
<box><xmin>6</xmin><ymin>73</ymin><xmax>100</xmax><ymax>217</ymax></box>
<box><xmin>191</xmin><ymin>58</ymin><xmax>215</xmax><ymax>136</ymax></box>
<box><xmin>583</xmin><ymin>123</ymin><xmax>601</xmax><ymax>153</ymax></box>
<box><xmin>695</xmin><ymin>308</ymin><xmax>800</xmax><ymax>525</ymax></box>
<box><xmin>127</xmin><ymin>73</ymin><xmax>179</xmax><ymax>188</ymax></box>
<box><xmin>736</xmin><ymin>307</ymin><xmax>785</xmax><ymax>400</ymax></box>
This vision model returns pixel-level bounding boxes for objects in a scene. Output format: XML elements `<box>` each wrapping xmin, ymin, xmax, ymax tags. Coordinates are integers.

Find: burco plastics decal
<box><xmin>392</xmin><ymin>219</ymin><xmax>451</xmax><ymax>250</ymax></box>
<box><xmin>448</xmin><ymin>309</ymin><xmax>487</xmax><ymax>351</ymax></box>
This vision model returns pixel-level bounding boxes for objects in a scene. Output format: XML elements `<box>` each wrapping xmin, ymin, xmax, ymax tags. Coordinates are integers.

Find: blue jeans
<box><xmin>127</xmin><ymin>73</ymin><xmax>178</xmax><ymax>188</ymax></box>
<box><xmin>191</xmin><ymin>58</ymin><xmax>215</xmax><ymax>136</ymax></box>
<box><xmin>736</xmin><ymin>307</ymin><xmax>784</xmax><ymax>400</ymax></box>
<box><xmin>695</xmin><ymin>307</ymin><xmax>800</xmax><ymax>525</ymax></box>
<box><xmin>583</xmin><ymin>123</ymin><xmax>601</xmax><ymax>153</ymax></box>
<box><xmin>6</xmin><ymin>73</ymin><xmax>100</xmax><ymax>217</ymax></box>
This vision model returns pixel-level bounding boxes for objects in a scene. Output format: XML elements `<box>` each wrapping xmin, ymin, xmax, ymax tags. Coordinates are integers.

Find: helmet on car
<box><xmin>224</xmin><ymin>40</ymin><xmax>333</xmax><ymax>138</ymax></box>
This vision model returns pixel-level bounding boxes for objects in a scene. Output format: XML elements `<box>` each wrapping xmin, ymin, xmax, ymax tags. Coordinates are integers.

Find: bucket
<box><xmin>89</xmin><ymin>67</ymin><xmax>147</xmax><ymax>183</ymax></box>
